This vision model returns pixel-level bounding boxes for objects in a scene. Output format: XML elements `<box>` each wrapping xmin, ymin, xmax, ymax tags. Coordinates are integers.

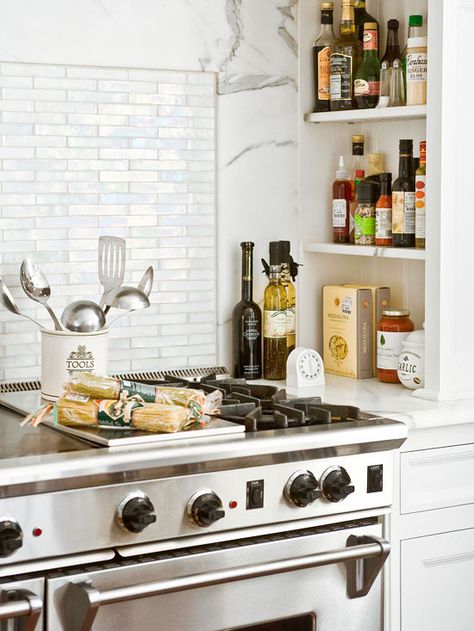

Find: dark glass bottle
<box><xmin>354</xmin><ymin>0</ymin><xmax>379</xmax><ymax>51</ymax></box>
<box><xmin>392</xmin><ymin>139</ymin><xmax>416</xmax><ymax>248</ymax></box>
<box><xmin>313</xmin><ymin>2</ymin><xmax>336</xmax><ymax>112</ymax></box>
<box><xmin>382</xmin><ymin>19</ymin><xmax>401</xmax><ymax>66</ymax></box>
<box><xmin>232</xmin><ymin>242</ymin><xmax>262</xmax><ymax>379</ymax></box>
<box><xmin>329</xmin><ymin>0</ymin><xmax>362</xmax><ymax>111</ymax></box>
<box><xmin>354</xmin><ymin>22</ymin><xmax>380</xmax><ymax>109</ymax></box>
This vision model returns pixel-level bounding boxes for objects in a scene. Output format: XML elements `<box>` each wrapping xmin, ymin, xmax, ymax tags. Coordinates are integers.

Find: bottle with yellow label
<box><xmin>263</xmin><ymin>264</ymin><xmax>288</xmax><ymax>380</ymax></box>
<box><xmin>313</xmin><ymin>2</ymin><xmax>336</xmax><ymax>112</ymax></box>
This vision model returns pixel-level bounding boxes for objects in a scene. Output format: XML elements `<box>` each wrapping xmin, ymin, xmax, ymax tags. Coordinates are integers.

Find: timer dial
<box><xmin>286</xmin><ymin>347</ymin><xmax>325</xmax><ymax>388</ymax></box>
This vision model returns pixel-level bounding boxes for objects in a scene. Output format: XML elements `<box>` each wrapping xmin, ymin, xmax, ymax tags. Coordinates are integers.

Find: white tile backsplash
<box><xmin>0</xmin><ymin>62</ymin><xmax>216</xmax><ymax>380</ymax></box>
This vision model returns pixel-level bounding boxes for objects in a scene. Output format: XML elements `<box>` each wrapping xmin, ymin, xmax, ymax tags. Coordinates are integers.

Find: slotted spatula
<box><xmin>98</xmin><ymin>236</ymin><xmax>126</xmax><ymax>308</ymax></box>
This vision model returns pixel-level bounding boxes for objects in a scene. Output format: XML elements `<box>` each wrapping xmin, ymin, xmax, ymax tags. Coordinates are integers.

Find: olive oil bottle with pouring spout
<box><xmin>263</xmin><ymin>256</ymin><xmax>288</xmax><ymax>381</ymax></box>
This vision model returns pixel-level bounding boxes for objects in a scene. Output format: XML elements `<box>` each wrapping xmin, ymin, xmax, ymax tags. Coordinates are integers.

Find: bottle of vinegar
<box><xmin>263</xmin><ymin>264</ymin><xmax>288</xmax><ymax>380</ymax></box>
<box><xmin>232</xmin><ymin>242</ymin><xmax>262</xmax><ymax>379</ymax></box>
<box><xmin>330</xmin><ymin>0</ymin><xmax>362</xmax><ymax>111</ymax></box>
<box><xmin>313</xmin><ymin>2</ymin><xmax>336</xmax><ymax>112</ymax></box>
<box><xmin>392</xmin><ymin>139</ymin><xmax>416</xmax><ymax>248</ymax></box>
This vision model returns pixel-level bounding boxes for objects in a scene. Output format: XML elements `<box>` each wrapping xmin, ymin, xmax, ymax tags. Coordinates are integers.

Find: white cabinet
<box><xmin>401</xmin><ymin>528</ymin><xmax>474</xmax><ymax>631</ymax></box>
<box><xmin>297</xmin><ymin>0</ymin><xmax>474</xmax><ymax>400</ymax></box>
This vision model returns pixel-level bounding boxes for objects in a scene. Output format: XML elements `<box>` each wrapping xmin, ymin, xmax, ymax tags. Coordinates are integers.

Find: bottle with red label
<box><xmin>354</xmin><ymin>22</ymin><xmax>380</xmax><ymax>109</ymax></box>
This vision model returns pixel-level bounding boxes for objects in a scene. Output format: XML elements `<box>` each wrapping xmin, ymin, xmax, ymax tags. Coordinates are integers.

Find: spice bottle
<box><xmin>332</xmin><ymin>155</ymin><xmax>352</xmax><ymax>243</ymax></box>
<box><xmin>263</xmin><ymin>264</ymin><xmax>288</xmax><ymax>380</ymax></box>
<box><xmin>377</xmin><ymin>309</ymin><xmax>415</xmax><ymax>383</ymax></box>
<box><xmin>375</xmin><ymin>173</ymin><xmax>393</xmax><ymax>246</ymax></box>
<box><xmin>406</xmin><ymin>37</ymin><xmax>428</xmax><ymax>105</ymax></box>
<box><xmin>354</xmin><ymin>179</ymin><xmax>379</xmax><ymax>245</ymax></box>
<box><xmin>349</xmin><ymin>168</ymin><xmax>365</xmax><ymax>244</ymax></box>
<box><xmin>415</xmin><ymin>141</ymin><xmax>426</xmax><ymax>249</ymax></box>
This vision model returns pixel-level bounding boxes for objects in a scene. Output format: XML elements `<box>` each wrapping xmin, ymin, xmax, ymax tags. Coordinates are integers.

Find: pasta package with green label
<box><xmin>56</xmin><ymin>394</ymin><xmax>191</xmax><ymax>433</ymax></box>
<box><xmin>67</xmin><ymin>372</ymin><xmax>208</xmax><ymax>418</ymax></box>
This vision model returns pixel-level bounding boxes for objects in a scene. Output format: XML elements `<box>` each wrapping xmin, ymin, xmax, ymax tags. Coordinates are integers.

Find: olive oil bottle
<box><xmin>280</xmin><ymin>241</ymin><xmax>296</xmax><ymax>355</ymax></box>
<box><xmin>330</xmin><ymin>0</ymin><xmax>362</xmax><ymax>111</ymax></box>
<box><xmin>263</xmin><ymin>264</ymin><xmax>288</xmax><ymax>380</ymax></box>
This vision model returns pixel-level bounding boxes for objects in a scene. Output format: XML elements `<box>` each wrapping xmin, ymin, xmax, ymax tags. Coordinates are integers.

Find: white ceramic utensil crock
<box><xmin>41</xmin><ymin>328</ymin><xmax>109</xmax><ymax>400</ymax></box>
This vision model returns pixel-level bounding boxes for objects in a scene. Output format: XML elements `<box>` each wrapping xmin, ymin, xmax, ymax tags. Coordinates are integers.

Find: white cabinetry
<box><xmin>390</xmin><ymin>436</ymin><xmax>474</xmax><ymax>631</ymax></box>
<box><xmin>298</xmin><ymin>0</ymin><xmax>474</xmax><ymax>400</ymax></box>
<box><xmin>401</xmin><ymin>528</ymin><xmax>474</xmax><ymax>631</ymax></box>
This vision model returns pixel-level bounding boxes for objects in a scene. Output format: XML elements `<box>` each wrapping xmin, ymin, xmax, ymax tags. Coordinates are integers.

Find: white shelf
<box><xmin>304</xmin><ymin>105</ymin><xmax>427</xmax><ymax>125</ymax></box>
<box><xmin>304</xmin><ymin>242</ymin><xmax>426</xmax><ymax>261</ymax></box>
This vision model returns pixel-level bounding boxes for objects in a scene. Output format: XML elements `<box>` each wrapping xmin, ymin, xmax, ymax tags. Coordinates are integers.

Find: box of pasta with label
<box><xmin>323</xmin><ymin>285</ymin><xmax>373</xmax><ymax>379</ymax></box>
<box><xmin>343</xmin><ymin>284</ymin><xmax>391</xmax><ymax>373</ymax></box>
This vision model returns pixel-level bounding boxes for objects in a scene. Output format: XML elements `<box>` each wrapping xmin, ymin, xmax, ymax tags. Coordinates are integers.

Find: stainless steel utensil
<box><xmin>0</xmin><ymin>275</ymin><xmax>44</xmax><ymax>328</ymax></box>
<box><xmin>98</xmin><ymin>236</ymin><xmax>126</xmax><ymax>308</ymax></box>
<box><xmin>61</xmin><ymin>300</ymin><xmax>107</xmax><ymax>333</ymax></box>
<box><xmin>20</xmin><ymin>259</ymin><xmax>63</xmax><ymax>331</ymax></box>
<box><xmin>138</xmin><ymin>265</ymin><xmax>154</xmax><ymax>297</ymax></box>
<box><xmin>104</xmin><ymin>285</ymin><xmax>150</xmax><ymax>312</ymax></box>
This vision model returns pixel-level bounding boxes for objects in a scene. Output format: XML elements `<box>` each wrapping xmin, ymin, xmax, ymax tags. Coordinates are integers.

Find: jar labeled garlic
<box><xmin>406</xmin><ymin>36</ymin><xmax>428</xmax><ymax>105</ymax></box>
<box><xmin>377</xmin><ymin>309</ymin><xmax>415</xmax><ymax>383</ymax></box>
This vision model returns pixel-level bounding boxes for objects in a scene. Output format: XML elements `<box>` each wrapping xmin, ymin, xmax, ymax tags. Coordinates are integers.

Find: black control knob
<box><xmin>188</xmin><ymin>491</ymin><xmax>225</xmax><ymax>527</ymax></box>
<box><xmin>322</xmin><ymin>467</ymin><xmax>355</xmax><ymax>502</ymax></box>
<box><xmin>0</xmin><ymin>518</ymin><xmax>23</xmax><ymax>557</ymax></box>
<box><xmin>118</xmin><ymin>494</ymin><xmax>157</xmax><ymax>533</ymax></box>
<box><xmin>285</xmin><ymin>471</ymin><xmax>321</xmax><ymax>507</ymax></box>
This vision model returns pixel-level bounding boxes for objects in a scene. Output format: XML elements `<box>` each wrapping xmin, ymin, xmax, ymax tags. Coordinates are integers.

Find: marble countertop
<box><xmin>259</xmin><ymin>375</ymin><xmax>474</xmax><ymax>437</ymax></box>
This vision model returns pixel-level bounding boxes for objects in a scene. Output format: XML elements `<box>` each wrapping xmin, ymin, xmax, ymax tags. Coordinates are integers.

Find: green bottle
<box><xmin>354</xmin><ymin>22</ymin><xmax>380</xmax><ymax>109</ymax></box>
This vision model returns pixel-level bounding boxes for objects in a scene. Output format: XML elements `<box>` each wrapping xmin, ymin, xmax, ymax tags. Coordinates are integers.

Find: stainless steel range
<box><xmin>0</xmin><ymin>369</ymin><xmax>407</xmax><ymax>631</ymax></box>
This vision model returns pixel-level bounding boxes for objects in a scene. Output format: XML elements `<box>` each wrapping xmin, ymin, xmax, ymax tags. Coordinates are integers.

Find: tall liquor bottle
<box><xmin>330</xmin><ymin>0</ymin><xmax>362</xmax><ymax>111</ymax></box>
<box><xmin>354</xmin><ymin>0</ymin><xmax>379</xmax><ymax>50</ymax></box>
<box><xmin>354</xmin><ymin>22</ymin><xmax>380</xmax><ymax>109</ymax></box>
<box><xmin>263</xmin><ymin>264</ymin><xmax>288</xmax><ymax>380</ymax></box>
<box><xmin>392</xmin><ymin>139</ymin><xmax>416</xmax><ymax>248</ymax></box>
<box><xmin>382</xmin><ymin>19</ymin><xmax>401</xmax><ymax>66</ymax></box>
<box><xmin>279</xmin><ymin>241</ymin><xmax>296</xmax><ymax>355</ymax></box>
<box><xmin>313</xmin><ymin>2</ymin><xmax>336</xmax><ymax>112</ymax></box>
<box><xmin>232</xmin><ymin>242</ymin><xmax>262</xmax><ymax>379</ymax></box>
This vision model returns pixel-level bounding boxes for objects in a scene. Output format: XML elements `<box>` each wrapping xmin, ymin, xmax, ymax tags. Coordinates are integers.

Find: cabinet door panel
<box><xmin>401</xmin><ymin>445</ymin><xmax>474</xmax><ymax>513</ymax></box>
<box><xmin>402</xmin><ymin>528</ymin><xmax>474</xmax><ymax>631</ymax></box>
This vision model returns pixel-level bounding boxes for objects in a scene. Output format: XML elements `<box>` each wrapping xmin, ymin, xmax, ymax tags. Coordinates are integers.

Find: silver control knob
<box><xmin>187</xmin><ymin>490</ymin><xmax>225</xmax><ymax>527</ymax></box>
<box><xmin>116</xmin><ymin>491</ymin><xmax>157</xmax><ymax>533</ymax></box>
<box><xmin>285</xmin><ymin>470</ymin><xmax>321</xmax><ymax>507</ymax></box>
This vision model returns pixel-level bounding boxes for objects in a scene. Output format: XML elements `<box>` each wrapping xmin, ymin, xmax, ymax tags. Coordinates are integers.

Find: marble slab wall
<box><xmin>0</xmin><ymin>0</ymin><xmax>299</xmax><ymax>376</ymax></box>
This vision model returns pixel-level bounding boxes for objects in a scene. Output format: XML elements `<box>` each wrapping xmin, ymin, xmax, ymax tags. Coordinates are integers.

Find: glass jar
<box><xmin>355</xmin><ymin>180</ymin><xmax>379</xmax><ymax>245</ymax></box>
<box><xmin>377</xmin><ymin>309</ymin><xmax>415</xmax><ymax>383</ymax></box>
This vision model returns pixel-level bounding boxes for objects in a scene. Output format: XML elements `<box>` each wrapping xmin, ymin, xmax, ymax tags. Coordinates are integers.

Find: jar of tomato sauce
<box><xmin>377</xmin><ymin>309</ymin><xmax>415</xmax><ymax>383</ymax></box>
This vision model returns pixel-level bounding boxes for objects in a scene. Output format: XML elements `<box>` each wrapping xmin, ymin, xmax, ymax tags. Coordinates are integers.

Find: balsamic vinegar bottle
<box><xmin>232</xmin><ymin>242</ymin><xmax>262</xmax><ymax>380</ymax></box>
<box><xmin>392</xmin><ymin>139</ymin><xmax>416</xmax><ymax>248</ymax></box>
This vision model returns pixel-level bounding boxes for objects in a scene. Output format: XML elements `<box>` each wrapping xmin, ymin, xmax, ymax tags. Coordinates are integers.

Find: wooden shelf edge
<box><xmin>304</xmin><ymin>243</ymin><xmax>426</xmax><ymax>261</ymax></box>
<box><xmin>304</xmin><ymin>105</ymin><xmax>427</xmax><ymax>125</ymax></box>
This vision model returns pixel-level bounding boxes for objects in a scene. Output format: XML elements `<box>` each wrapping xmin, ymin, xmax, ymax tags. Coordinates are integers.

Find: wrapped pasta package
<box><xmin>56</xmin><ymin>393</ymin><xmax>191</xmax><ymax>433</ymax></box>
<box><xmin>66</xmin><ymin>372</ymin><xmax>212</xmax><ymax>421</ymax></box>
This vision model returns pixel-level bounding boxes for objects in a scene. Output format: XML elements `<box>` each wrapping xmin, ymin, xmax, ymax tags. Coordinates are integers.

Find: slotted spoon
<box><xmin>98</xmin><ymin>236</ymin><xmax>126</xmax><ymax>308</ymax></box>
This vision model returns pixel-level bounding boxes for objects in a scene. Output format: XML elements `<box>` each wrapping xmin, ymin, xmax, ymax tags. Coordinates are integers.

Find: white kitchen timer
<box><xmin>286</xmin><ymin>347</ymin><xmax>325</xmax><ymax>389</ymax></box>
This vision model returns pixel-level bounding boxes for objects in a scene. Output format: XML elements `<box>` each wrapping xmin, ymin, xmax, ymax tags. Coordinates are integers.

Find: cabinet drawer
<box><xmin>401</xmin><ymin>444</ymin><xmax>474</xmax><ymax>513</ymax></box>
<box><xmin>402</xmin><ymin>528</ymin><xmax>474</xmax><ymax>631</ymax></box>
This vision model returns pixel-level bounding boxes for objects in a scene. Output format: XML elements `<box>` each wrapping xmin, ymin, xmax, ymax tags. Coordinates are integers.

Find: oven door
<box><xmin>0</xmin><ymin>577</ymin><xmax>43</xmax><ymax>631</ymax></box>
<box><xmin>46</xmin><ymin>519</ymin><xmax>388</xmax><ymax>631</ymax></box>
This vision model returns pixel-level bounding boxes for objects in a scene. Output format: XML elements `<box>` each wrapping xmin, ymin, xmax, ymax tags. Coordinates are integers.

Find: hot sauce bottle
<box><xmin>332</xmin><ymin>156</ymin><xmax>352</xmax><ymax>243</ymax></box>
<box><xmin>375</xmin><ymin>173</ymin><xmax>393</xmax><ymax>246</ymax></box>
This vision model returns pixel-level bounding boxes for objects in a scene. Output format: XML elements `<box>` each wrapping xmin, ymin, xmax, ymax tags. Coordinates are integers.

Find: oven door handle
<box><xmin>0</xmin><ymin>588</ymin><xmax>43</xmax><ymax>631</ymax></box>
<box><xmin>66</xmin><ymin>535</ymin><xmax>390</xmax><ymax>631</ymax></box>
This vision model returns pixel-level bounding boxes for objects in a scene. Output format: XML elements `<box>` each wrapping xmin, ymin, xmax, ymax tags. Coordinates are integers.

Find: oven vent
<box><xmin>0</xmin><ymin>366</ymin><xmax>229</xmax><ymax>394</ymax></box>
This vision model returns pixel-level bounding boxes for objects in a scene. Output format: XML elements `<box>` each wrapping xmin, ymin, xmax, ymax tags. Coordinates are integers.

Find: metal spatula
<box><xmin>98</xmin><ymin>236</ymin><xmax>126</xmax><ymax>308</ymax></box>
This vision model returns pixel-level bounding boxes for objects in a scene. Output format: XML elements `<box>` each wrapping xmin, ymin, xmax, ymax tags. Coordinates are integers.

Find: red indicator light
<box><xmin>32</xmin><ymin>528</ymin><xmax>42</xmax><ymax>537</ymax></box>
<box><xmin>229</xmin><ymin>500</ymin><xmax>238</xmax><ymax>509</ymax></box>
